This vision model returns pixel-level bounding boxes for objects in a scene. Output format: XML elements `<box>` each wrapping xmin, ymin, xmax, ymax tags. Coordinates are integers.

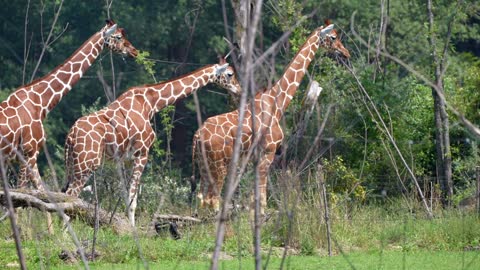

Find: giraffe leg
<box><xmin>65</xmin><ymin>134</ymin><xmax>103</xmax><ymax>197</ymax></box>
<box><xmin>17</xmin><ymin>153</ymin><xmax>30</xmax><ymax>188</ymax></box>
<box><xmin>18</xmin><ymin>122</ymin><xmax>45</xmax><ymax>190</ymax></box>
<box><xmin>65</xmin><ymin>173</ymin><xmax>92</xmax><ymax>197</ymax></box>
<box><xmin>207</xmin><ymin>161</ymin><xmax>227</xmax><ymax>212</ymax></box>
<box><xmin>17</xmin><ymin>151</ymin><xmax>53</xmax><ymax>234</ymax></box>
<box><xmin>195</xmin><ymin>157</ymin><xmax>225</xmax><ymax>213</ymax></box>
<box><xmin>65</xmin><ymin>160</ymin><xmax>98</xmax><ymax>197</ymax></box>
<box><xmin>127</xmin><ymin>153</ymin><xmax>148</xmax><ymax>227</ymax></box>
<box><xmin>250</xmin><ymin>151</ymin><xmax>275</xmax><ymax>219</ymax></box>
<box><xmin>18</xmin><ymin>154</ymin><xmax>44</xmax><ymax>190</ymax></box>
<box><xmin>17</xmin><ymin>163</ymin><xmax>29</xmax><ymax>188</ymax></box>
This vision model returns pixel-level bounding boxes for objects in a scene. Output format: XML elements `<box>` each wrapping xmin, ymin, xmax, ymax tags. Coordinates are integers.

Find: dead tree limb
<box><xmin>0</xmin><ymin>189</ymin><xmax>132</xmax><ymax>235</ymax></box>
<box><xmin>153</xmin><ymin>214</ymin><xmax>201</xmax><ymax>224</ymax></box>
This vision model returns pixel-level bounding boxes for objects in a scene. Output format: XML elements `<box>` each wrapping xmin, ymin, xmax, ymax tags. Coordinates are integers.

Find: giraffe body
<box><xmin>193</xmin><ymin>23</ymin><xmax>350</xmax><ymax>214</ymax></box>
<box><xmin>0</xmin><ymin>20</ymin><xmax>137</xmax><ymax>189</ymax></box>
<box><xmin>63</xmin><ymin>61</ymin><xmax>241</xmax><ymax>226</ymax></box>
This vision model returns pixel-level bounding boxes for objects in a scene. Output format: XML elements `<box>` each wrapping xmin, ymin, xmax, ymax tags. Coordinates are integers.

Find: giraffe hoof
<box><xmin>197</xmin><ymin>193</ymin><xmax>206</xmax><ymax>208</ymax></box>
<box><xmin>211</xmin><ymin>198</ymin><xmax>221</xmax><ymax>212</ymax></box>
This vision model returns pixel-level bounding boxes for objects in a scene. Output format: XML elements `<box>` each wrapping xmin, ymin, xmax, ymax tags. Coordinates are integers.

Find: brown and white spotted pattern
<box><xmin>0</xmin><ymin>19</ymin><xmax>137</xmax><ymax>190</ymax></box>
<box><xmin>62</xmin><ymin>59</ymin><xmax>241</xmax><ymax>226</ymax></box>
<box><xmin>192</xmin><ymin>22</ymin><xmax>350</xmax><ymax>214</ymax></box>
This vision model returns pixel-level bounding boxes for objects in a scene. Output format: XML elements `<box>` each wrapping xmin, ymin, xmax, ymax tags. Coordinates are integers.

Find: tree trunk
<box><xmin>232</xmin><ymin>0</ymin><xmax>249</xmax><ymax>64</ymax></box>
<box><xmin>427</xmin><ymin>0</ymin><xmax>453</xmax><ymax>206</ymax></box>
<box><xmin>433</xmin><ymin>87</ymin><xmax>453</xmax><ymax>206</ymax></box>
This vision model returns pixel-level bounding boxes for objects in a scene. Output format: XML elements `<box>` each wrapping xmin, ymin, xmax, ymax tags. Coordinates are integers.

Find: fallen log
<box><xmin>153</xmin><ymin>214</ymin><xmax>202</xmax><ymax>224</ymax></box>
<box><xmin>0</xmin><ymin>189</ymin><xmax>132</xmax><ymax>235</ymax></box>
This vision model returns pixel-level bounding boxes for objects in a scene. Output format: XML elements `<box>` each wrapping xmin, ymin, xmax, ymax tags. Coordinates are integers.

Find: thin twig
<box><xmin>344</xmin><ymin>60</ymin><xmax>432</xmax><ymax>218</ymax></box>
<box><xmin>0</xmin><ymin>156</ymin><xmax>27</xmax><ymax>270</ymax></box>
<box><xmin>299</xmin><ymin>104</ymin><xmax>333</xmax><ymax>170</ymax></box>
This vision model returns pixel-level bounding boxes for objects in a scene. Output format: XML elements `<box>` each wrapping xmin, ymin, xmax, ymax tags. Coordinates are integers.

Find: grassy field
<box><xmin>1</xmin><ymin>202</ymin><xmax>480</xmax><ymax>269</ymax></box>
<box><xmin>47</xmin><ymin>250</ymin><xmax>480</xmax><ymax>269</ymax></box>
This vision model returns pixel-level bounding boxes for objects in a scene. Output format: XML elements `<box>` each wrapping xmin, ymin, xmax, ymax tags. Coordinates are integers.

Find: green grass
<box><xmin>46</xmin><ymin>250</ymin><xmax>480</xmax><ymax>269</ymax></box>
<box><xmin>2</xmin><ymin>203</ymin><xmax>480</xmax><ymax>269</ymax></box>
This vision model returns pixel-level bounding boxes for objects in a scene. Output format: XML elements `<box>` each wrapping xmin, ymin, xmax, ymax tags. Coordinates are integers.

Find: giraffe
<box><xmin>62</xmin><ymin>59</ymin><xmax>241</xmax><ymax>226</ymax></box>
<box><xmin>0</xmin><ymin>19</ymin><xmax>138</xmax><ymax>191</ymax></box>
<box><xmin>192</xmin><ymin>22</ymin><xmax>350</xmax><ymax>214</ymax></box>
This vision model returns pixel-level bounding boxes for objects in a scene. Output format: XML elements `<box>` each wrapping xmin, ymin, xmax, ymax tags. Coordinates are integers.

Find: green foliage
<box><xmin>207</xmin><ymin>35</ymin><xmax>228</xmax><ymax>56</ymax></box>
<box><xmin>135</xmin><ymin>50</ymin><xmax>156</xmax><ymax>81</ymax></box>
<box><xmin>150</xmin><ymin>104</ymin><xmax>176</xmax><ymax>167</ymax></box>
<box><xmin>323</xmin><ymin>156</ymin><xmax>367</xmax><ymax>202</ymax></box>
<box><xmin>138</xmin><ymin>169</ymin><xmax>190</xmax><ymax>212</ymax></box>
<box><xmin>80</xmin><ymin>97</ymin><xmax>103</xmax><ymax>116</ymax></box>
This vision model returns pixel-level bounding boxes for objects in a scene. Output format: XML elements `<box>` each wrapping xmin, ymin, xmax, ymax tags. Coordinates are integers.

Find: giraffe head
<box><xmin>318</xmin><ymin>20</ymin><xmax>350</xmax><ymax>59</ymax></box>
<box><xmin>102</xmin><ymin>19</ymin><xmax>138</xmax><ymax>58</ymax></box>
<box><xmin>211</xmin><ymin>58</ymin><xmax>242</xmax><ymax>95</ymax></box>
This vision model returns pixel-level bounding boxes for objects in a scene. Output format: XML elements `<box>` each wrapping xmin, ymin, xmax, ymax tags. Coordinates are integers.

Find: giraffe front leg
<box><xmin>127</xmin><ymin>154</ymin><xmax>148</xmax><ymax>227</ymax></box>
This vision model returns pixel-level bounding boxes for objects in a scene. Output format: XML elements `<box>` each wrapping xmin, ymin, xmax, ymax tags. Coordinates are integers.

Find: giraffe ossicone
<box><xmin>103</xmin><ymin>23</ymin><xmax>117</xmax><ymax>38</ymax></box>
<box><xmin>320</xmin><ymin>24</ymin><xmax>334</xmax><ymax>38</ymax></box>
<box><xmin>0</xmin><ymin>19</ymin><xmax>137</xmax><ymax>191</ymax></box>
<box><xmin>192</xmin><ymin>22</ymin><xmax>350</xmax><ymax>216</ymax></box>
<box><xmin>62</xmin><ymin>59</ymin><xmax>241</xmax><ymax>226</ymax></box>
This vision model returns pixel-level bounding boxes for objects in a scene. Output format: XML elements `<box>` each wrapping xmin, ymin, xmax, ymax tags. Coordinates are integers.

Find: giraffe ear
<box><xmin>215</xmin><ymin>63</ymin><xmax>229</xmax><ymax>75</ymax></box>
<box><xmin>320</xmin><ymin>24</ymin><xmax>334</xmax><ymax>38</ymax></box>
<box><xmin>104</xmin><ymin>24</ymin><xmax>118</xmax><ymax>38</ymax></box>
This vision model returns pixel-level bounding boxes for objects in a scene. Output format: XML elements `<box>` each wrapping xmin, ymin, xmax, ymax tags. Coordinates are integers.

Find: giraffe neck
<box><xmin>26</xmin><ymin>31</ymin><xmax>106</xmax><ymax>118</ymax></box>
<box><xmin>270</xmin><ymin>28</ymin><xmax>321</xmax><ymax>116</ymax></box>
<box><xmin>136</xmin><ymin>65</ymin><xmax>216</xmax><ymax>119</ymax></box>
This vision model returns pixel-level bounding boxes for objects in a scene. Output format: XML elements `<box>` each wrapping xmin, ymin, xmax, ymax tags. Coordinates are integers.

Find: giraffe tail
<box><xmin>189</xmin><ymin>132</ymin><xmax>200</xmax><ymax>204</ymax></box>
<box><xmin>62</xmin><ymin>128</ymin><xmax>76</xmax><ymax>193</ymax></box>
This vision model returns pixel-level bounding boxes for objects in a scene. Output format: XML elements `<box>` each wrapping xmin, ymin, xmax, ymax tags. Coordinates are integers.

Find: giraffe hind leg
<box><xmin>127</xmin><ymin>153</ymin><xmax>149</xmax><ymax>227</ymax></box>
<box><xmin>202</xmin><ymin>160</ymin><xmax>227</xmax><ymax>213</ymax></box>
<box><xmin>18</xmin><ymin>155</ymin><xmax>44</xmax><ymax>190</ymax></box>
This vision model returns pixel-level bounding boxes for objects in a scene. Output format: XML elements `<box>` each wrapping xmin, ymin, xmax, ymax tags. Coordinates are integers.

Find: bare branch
<box><xmin>96</xmin><ymin>69</ymin><xmax>115</xmax><ymax>103</ymax></box>
<box><xmin>22</xmin><ymin>0</ymin><xmax>31</xmax><ymax>85</ymax></box>
<box><xmin>29</xmin><ymin>0</ymin><xmax>65</xmax><ymax>82</ymax></box>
